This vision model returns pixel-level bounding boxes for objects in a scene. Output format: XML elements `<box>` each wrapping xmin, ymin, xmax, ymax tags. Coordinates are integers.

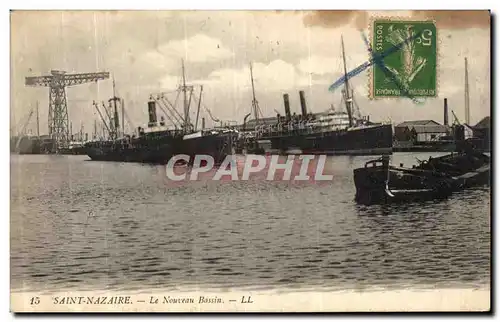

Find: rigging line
<box><xmin>158</xmin><ymin>90</ymin><xmax>183</xmax><ymax>121</ymax></box>
<box><xmin>163</xmin><ymin>98</ymin><xmax>185</xmax><ymax>126</ymax></box>
<box><xmin>154</xmin><ymin>98</ymin><xmax>176</xmax><ymax>123</ymax></box>
<box><xmin>172</xmin><ymin>90</ymin><xmax>180</xmax><ymax>115</ymax></box>
<box><xmin>166</xmin><ymin>90</ymin><xmax>184</xmax><ymax>129</ymax></box>
<box><xmin>156</xmin><ymin>98</ymin><xmax>184</xmax><ymax>127</ymax></box>
<box><xmin>186</xmin><ymin>87</ymin><xmax>194</xmax><ymax>128</ymax></box>
<box><xmin>100</xmin><ymin>102</ymin><xmax>113</xmax><ymax>123</ymax></box>
<box><xmin>201</xmin><ymin>102</ymin><xmax>220</xmax><ymax>123</ymax></box>
<box><xmin>93</xmin><ymin>102</ymin><xmax>112</xmax><ymax>136</ymax></box>
<box><xmin>157</xmin><ymin>96</ymin><xmax>183</xmax><ymax>125</ymax></box>
<box><xmin>161</xmin><ymin>93</ymin><xmax>185</xmax><ymax>122</ymax></box>
<box><xmin>194</xmin><ymin>85</ymin><xmax>203</xmax><ymax>131</ymax></box>
<box><xmin>191</xmin><ymin>95</ymin><xmax>217</xmax><ymax>123</ymax></box>
<box><xmin>122</xmin><ymin>106</ymin><xmax>134</xmax><ymax>131</ymax></box>
<box><xmin>14</xmin><ymin>109</ymin><xmax>31</xmax><ymax>133</ymax></box>
<box><xmin>253</xmin><ymin>99</ymin><xmax>264</xmax><ymax>119</ymax></box>
<box><xmin>352</xmin><ymin>99</ymin><xmax>361</xmax><ymax>119</ymax></box>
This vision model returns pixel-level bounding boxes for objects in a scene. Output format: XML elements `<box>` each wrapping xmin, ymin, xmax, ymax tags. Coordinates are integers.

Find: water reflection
<box><xmin>10</xmin><ymin>154</ymin><xmax>490</xmax><ymax>292</ymax></box>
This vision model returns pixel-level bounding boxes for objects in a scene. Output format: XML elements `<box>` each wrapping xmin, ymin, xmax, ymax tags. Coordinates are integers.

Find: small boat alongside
<box><xmin>58</xmin><ymin>141</ymin><xmax>87</xmax><ymax>155</ymax></box>
<box><xmin>353</xmin><ymin>149</ymin><xmax>490</xmax><ymax>205</ymax></box>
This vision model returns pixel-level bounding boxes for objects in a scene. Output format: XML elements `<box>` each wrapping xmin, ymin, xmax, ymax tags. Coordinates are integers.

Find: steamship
<box><xmin>85</xmin><ymin>64</ymin><xmax>237</xmax><ymax>165</ymax></box>
<box><xmin>86</xmin><ymin>99</ymin><xmax>237</xmax><ymax>165</ymax></box>
<box><xmin>255</xmin><ymin>38</ymin><xmax>393</xmax><ymax>155</ymax></box>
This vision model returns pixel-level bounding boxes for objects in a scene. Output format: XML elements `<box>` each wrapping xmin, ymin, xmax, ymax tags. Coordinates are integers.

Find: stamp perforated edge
<box><xmin>367</xmin><ymin>16</ymin><xmax>439</xmax><ymax>101</ymax></box>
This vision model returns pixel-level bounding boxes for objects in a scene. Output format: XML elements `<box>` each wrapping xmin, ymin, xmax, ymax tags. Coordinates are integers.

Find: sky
<box><xmin>10</xmin><ymin>10</ymin><xmax>491</xmax><ymax>136</ymax></box>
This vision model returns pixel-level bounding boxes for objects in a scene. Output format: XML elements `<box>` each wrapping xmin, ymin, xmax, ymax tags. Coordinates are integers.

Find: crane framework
<box><xmin>25</xmin><ymin>70</ymin><xmax>109</xmax><ymax>148</ymax></box>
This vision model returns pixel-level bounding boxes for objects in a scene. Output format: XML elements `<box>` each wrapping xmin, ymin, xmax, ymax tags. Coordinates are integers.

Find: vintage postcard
<box><xmin>10</xmin><ymin>10</ymin><xmax>491</xmax><ymax>312</ymax></box>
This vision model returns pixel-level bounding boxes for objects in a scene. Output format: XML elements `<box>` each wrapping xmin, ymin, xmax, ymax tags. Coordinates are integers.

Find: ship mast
<box><xmin>464</xmin><ymin>57</ymin><xmax>470</xmax><ymax>125</ymax></box>
<box><xmin>113</xmin><ymin>77</ymin><xmax>119</xmax><ymax>138</ymax></box>
<box><xmin>36</xmin><ymin>100</ymin><xmax>40</xmax><ymax>138</ymax></box>
<box><xmin>341</xmin><ymin>36</ymin><xmax>354</xmax><ymax>128</ymax></box>
<box><xmin>250</xmin><ymin>62</ymin><xmax>260</xmax><ymax>125</ymax></box>
<box><xmin>195</xmin><ymin>85</ymin><xmax>203</xmax><ymax>131</ymax></box>
<box><xmin>121</xmin><ymin>98</ymin><xmax>125</xmax><ymax>136</ymax></box>
<box><xmin>181</xmin><ymin>59</ymin><xmax>190</xmax><ymax>132</ymax></box>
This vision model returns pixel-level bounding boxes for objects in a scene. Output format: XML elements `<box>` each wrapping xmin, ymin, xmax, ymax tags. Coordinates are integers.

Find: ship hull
<box><xmin>85</xmin><ymin>131</ymin><xmax>237</xmax><ymax>165</ymax></box>
<box><xmin>58</xmin><ymin>146</ymin><xmax>88</xmax><ymax>155</ymax></box>
<box><xmin>259</xmin><ymin>124</ymin><xmax>393</xmax><ymax>155</ymax></box>
<box><xmin>12</xmin><ymin>137</ymin><xmax>41</xmax><ymax>154</ymax></box>
<box><xmin>86</xmin><ymin>141</ymin><xmax>178</xmax><ymax>164</ymax></box>
<box><xmin>12</xmin><ymin>137</ymin><xmax>56</xmax><ymax>154</ymax></box>
<box><xmin>181</xmin><ymin>131</ymin><xmax>237</xmax><ymax>164</ymax></box>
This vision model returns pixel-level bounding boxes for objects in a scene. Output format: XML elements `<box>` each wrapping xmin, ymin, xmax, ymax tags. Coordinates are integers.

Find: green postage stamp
<box><xmin>371</xmin><ymin>19</ymin><xmax>437</xmax><ymax>99</ymax></box>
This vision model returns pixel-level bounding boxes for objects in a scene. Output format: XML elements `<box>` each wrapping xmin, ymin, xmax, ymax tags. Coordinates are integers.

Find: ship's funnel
<box><xmin>114</xmin><ymin>109</ymin><xmax>120</xmax><ymax>132</ymax></box>
<box><xmin>299</xmin><ymin>90</ymin><xmax>307</xmax><ymax>117</ymax></box>
<box><xmin>444</xmin><ymin>98</ymin><xmax>449</xmax><ymax>127</ymax></box>
<box><xmin>202</xmin><ymin>117</ymin><xmax>206</xmax><ymax>129</ymax></box>
<box><xmin>148</xmin><ymin>100</ymin><xmax>157</xmax><ymax>127</ymax></box>
<box><xmin>283</xmin><ymin>93</ymin><xmax>291</xmax><ymax>121</ymax></box>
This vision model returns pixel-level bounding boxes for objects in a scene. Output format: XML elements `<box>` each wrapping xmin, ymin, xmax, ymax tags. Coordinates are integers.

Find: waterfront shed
<box><xmin>395</xmin><ymin>120</ymin><xmax>448</xmax><ymax>143</ymax></box>
<box><xmin>473</xmin><ymin>116</ymin><xmax>491</xmax><ymax>150</ymax></box>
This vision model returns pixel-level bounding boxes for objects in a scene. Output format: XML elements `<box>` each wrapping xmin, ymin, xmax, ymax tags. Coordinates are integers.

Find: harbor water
<box><xmin>10</xmin><ymin>153</ymin><xmax>490</xmax><ymax>293</ymax></box>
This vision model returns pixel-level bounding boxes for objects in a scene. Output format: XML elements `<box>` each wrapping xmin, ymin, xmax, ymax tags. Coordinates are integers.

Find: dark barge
<box><xmin>353</xmin><ymin>147</ymin><xmax>490</xmax><ymax>205</ymax></box>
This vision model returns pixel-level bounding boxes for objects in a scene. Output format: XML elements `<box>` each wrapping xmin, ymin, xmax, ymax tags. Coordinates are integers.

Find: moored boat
<box><xmin>58</xmin><ymin>141</ymin><xmax>88</xmax><ymax>155</ymax></box>
<box><xmin>353</xmin><ymin>156</ymin><xmax>456</xmax><ymax>204</ymax></box>
<box><xmin>353</xmin><ymin>148</ymin><xmax>490</xmax><ymax>205</ymax></box>
<box><xmin>85</xmin><ymin>119</ymin><xmax>237</xmax><ymax>165</ymax></box>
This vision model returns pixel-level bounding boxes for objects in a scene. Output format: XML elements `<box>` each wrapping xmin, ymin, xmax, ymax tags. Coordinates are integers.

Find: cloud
<box><xmin>137</xmin><ymin>51</ymin><xmax>176</xmax><ymax>72</ymax></box>
<box><xmin>194</xmin><ymin>60</ymin><xmax>318</xmax><ymax>93</ymax></box>
<box><xmin>411</xmin><ymin>10</ymin><xmax>490</xmax><ymax>29</ymax></box>
<box><xmin>298</xmin><ymin>52</ymin><xmax>369</xmax><ymax>76</ymax></box>
<box><xmin>298</xmin><ymin>55</ymin><xmax>338</xmax><ymax>75</ymax></box>
<box><xmin>157</xmin><ymin>34</ymin><xmax>234</xmax><ymax>63</ymax></box>
<box><xmin>159</xmin><ymin>75</ymin><xmax>182</xmax><ymax>91</ymax></box>
<box><xmin>302</xmin><ymin>10</ymin><xmax>369</xmax><ymax>30</ymax></box>
<box><xmin>135</xmin><ymin>33</ymin><xmax>235</xmax><ymax>82</ymax></box>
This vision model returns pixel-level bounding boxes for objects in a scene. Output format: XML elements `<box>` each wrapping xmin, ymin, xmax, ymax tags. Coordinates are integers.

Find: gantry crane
<box><xmin>25</xmin><ymin>70</ymin><xmax>109</xmax><ymax>149</ymax></box>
